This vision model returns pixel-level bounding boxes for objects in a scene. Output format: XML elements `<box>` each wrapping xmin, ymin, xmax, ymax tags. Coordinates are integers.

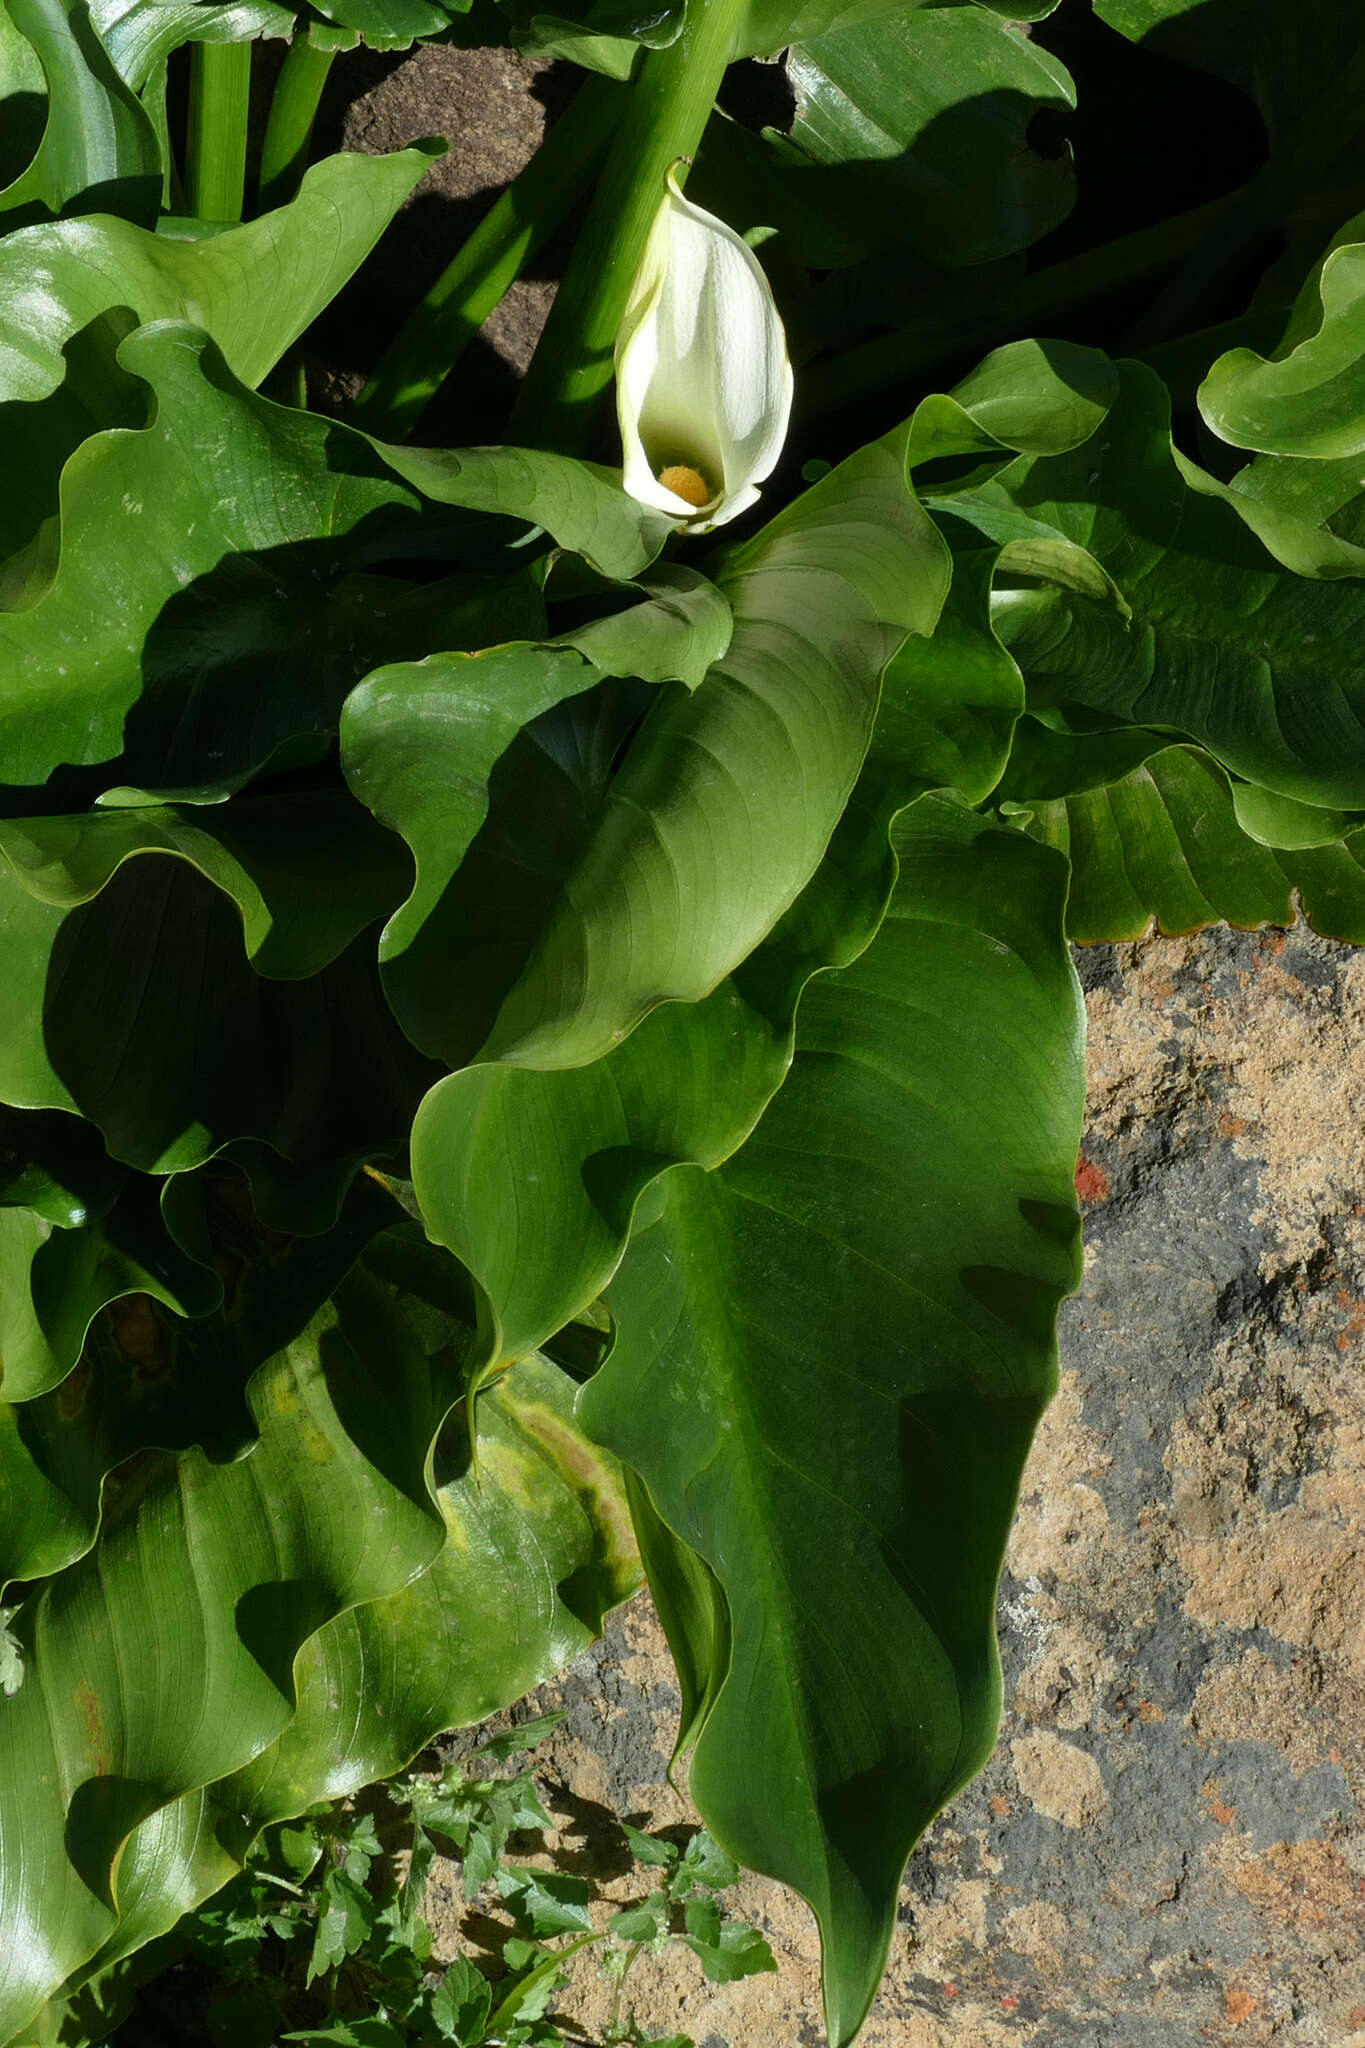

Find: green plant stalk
<box><xmin>798</xmin><ymin>191</ymin><xmax>1234</xmax><ymax>424</ymax></box>
<box><xmin>349</xmin><ymin>74</ymin><xmax>617</xmax><ymax>443</ymax></box>
<box><xmin>510</xmin><ymin>0</ymin><xmax>749</xmax><ymax>455</ymax></box>
<box><xmin>258</xmin><ymin>33</ymin><xmax>337</xmax><ymax>212</ymax></box>
<box><xmin>185</xmin><ymin>40</ymin><xmax>252</xmax><ymax>224</ymax></box>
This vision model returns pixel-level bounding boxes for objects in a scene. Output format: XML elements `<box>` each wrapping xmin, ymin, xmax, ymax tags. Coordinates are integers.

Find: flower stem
<box><xmin>348</xmin><ymin>73</ymin><xmax>617</xmax><ymax>443</ymax></box>
<box><xmin>510</xmin><ymin>0</ymin><xmax>748</xmax><ymax>455</ymax></box>
<box><xmin>185</xmin><ymin>41</ymin><xmax>251</xmax><ymax>224</ymax></box>
<box><xmin>258</xmin><ymin>31</ymin><xmax>336</xmax><ymax>212</ymax></box>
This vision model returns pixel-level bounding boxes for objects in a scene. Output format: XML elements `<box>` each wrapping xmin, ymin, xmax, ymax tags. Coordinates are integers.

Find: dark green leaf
<box><xmin>0</xmin><ymin>854</ymin><xmax>434</xmax><ymax>1175</ymax></box>
<box><xmin>937</xmin><ymin>360</ymin><xmax>1365</xmax><ymax>810</ymax></box>
<box><xmin>307</xmin><ymin>1866</ymin><xmax>376</xmax><ymax>1982</ymax></box>
<box><xmin>1011</xmin><ymin>739</ymin><xmax>1365</xmax><ymax>944</ymax></box>
<box><xmin>496</xmin><ymin>1867</ymin><xmax>595</xmax><ymax>1938</ymax></box>
<box><xmin>673</xmin><ymin>1831</ymin><xmax>739</xmax><ymax>1894</ymax></box>
<box><xmin>608</xmin><ymin>1899</ymin><xmax>668</xmax><ymax>1942</ymax></box>
<box><xmin>685</xmin><ymin>1922</ymin><xmax>777</xmax><ymax>1986</ymax></box>
<box><xmin>581</xmin><ymin>799</ymin><xmax>1083</xmax><ymax>2047</ymax></box>
<box><xmin>430</xmin><ymin>1954</ymin><xmax>493</xmax><ymax>2044</ymax></box>
<box><xmin>0</xmin><ymin>0</ymin><xmax>160</xmax><ymax>226</ymax></box>
<box><xmin>478</xmin><ymin>418</ymin><xmax>948</xmax><ymax>1069</ymax></box>
<box><xmin>781</xmin><ymin>7</ymin><xmax>1074</xmax><ymax>269</ymax></box>
<box><xmin>476</xmin><ymin>1713</ymin><xmax>566</xmax><ymax>1762</ymax></box>
<box><xmin>621</xmin><ymin>1823</ymin><xmax>677</xmax><ymax>1869</ymax></box>
<box><xmin>0</xmin><ymin>145</ymin><xmax>442</xmax><ymax>571</ymax></box>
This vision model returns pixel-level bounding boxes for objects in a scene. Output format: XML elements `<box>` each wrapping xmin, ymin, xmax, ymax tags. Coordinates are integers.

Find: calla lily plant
<box><xmin>616</xmin><ymin>165</ymin><xmax>794</xmax><ymax>532</ymax></box>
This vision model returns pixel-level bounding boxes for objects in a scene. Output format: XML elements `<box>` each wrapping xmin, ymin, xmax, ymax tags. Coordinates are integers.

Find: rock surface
<box><xmin>431</xmin><ymin>923</ymin><xmax>1365</xmax><ymax>2047</ymax></box>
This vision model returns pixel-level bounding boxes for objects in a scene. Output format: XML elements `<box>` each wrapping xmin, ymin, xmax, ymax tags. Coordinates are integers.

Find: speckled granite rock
<box><xmin>431</xmin><ymin>922</ymin><xmax>1365</xmax><ymax>2046</ymax></box>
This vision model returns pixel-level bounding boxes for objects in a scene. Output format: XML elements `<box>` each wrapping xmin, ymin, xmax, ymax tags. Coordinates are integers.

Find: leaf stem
<box><xmin>258</xmin><ymin>30</ymin><xmax>336</xmax><ymax>212</ymax></box>
<box><xmin>348</xmin><ymin>73</ymin><xmax>617</xmax><ymax>443</ymax></box>
<box><xmin>509</xmin><ymin>0</ymin><xmax>749</xmax><ymax>455</ymax></box>
<box><xmin>185</xmin><ymin>40</ymin><xmax>252</xmax><ymax>224</ymax></box>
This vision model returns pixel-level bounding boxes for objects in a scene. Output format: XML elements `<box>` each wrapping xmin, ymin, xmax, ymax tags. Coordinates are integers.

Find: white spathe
<box><xmin>616</xmin><ymin>167</ymin><xmax>794</xmax><ymax>533</ymax></box>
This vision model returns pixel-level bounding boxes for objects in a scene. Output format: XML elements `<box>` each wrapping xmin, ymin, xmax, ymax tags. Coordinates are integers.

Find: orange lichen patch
<box><xmin>1231</xmin><ymin>1838</ymin><xmax>1360</xmax><ymax>1930</ymax></box>
<box><xmin>1224</xmin><ymin>1989</ymin><xmax>1257</xmax><ymax>2025</ymax></box>
<box><xmin>1200</xmin><ymin>1779</ymin><xmax>1239</xmax><ymax>1827</ymax></box>
<box><xmin>1136</xmin><ymin>1698</ymin><xmax>1165</xmax><ymax>1723</ymax></box>
<box><xmin>1335</xmin><ymin>1289</ymin><xmax>1365</xmax><ymax>1351</ymax></box>
<box><xmin>1218</xmin><ymin>1112</ymin><xmax>1251</xmax><ymax>1139</ymax></box>
<box><xmin>107</xmin><ymin>1292</ymin><xmax>173</xmax><ymax>1380</ymax></box>
<box><xmin>1074</xmin><ymin>1156</ymin><xmax>1110</xmax><ymax>1202</ymax></box>
<box><xmin>657</xmin><ymin>463</ymin><xmax>713</xmax><ymax>508</ymax></box>
<box><xmin>990</xmin><ymin>1795</ymin><xmax>1012</xmax><ymax>1817</ymax></box>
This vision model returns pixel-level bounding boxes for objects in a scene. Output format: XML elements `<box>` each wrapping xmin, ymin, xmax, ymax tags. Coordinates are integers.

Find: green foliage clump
<box><xmin>104</xmin><ymin>1719</ymin><xmax>772</xmax><ymax>2048</ymax></box>
<box><xmin>2</xmin><ymin>0</ymin><xmax>1365</xmax><ymax>2042</ymax></box>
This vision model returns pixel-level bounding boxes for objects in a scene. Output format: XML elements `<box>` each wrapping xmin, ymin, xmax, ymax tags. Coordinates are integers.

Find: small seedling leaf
<box><xmin>430</xmin><ymin>1954</ymin><xmax>493</xmax><ymax>2043</ymax></box>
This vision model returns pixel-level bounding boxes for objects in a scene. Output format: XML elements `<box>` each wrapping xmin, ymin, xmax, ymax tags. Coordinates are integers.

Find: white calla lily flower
<box><xmin>616</xmin><ymin>166</ymin><xmax>794</xmax><ymax>533</ymax></box>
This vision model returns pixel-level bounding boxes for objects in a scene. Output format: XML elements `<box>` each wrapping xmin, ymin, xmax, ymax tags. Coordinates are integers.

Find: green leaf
<box><xmin>0</xmin><ymin>143</ymin><xmax>440</xmax><ymax>574</ymax></box>
<box><xmin>580</xmin><ymin>798</ymin><xmax>1083</xmax><ymax>2047</ymax></box>
<box><xmin>608</xmin><ymin>1898</ymin><xmax>668</xmax><ymax>1941</ymax></box>
<box><xmin>1200</xmin><ymin>232</ymin><xmax>1365</xmax><ymax>458</ymax></box>
<box><xmin>673</xmin><ymin>1831</ymin><xmax>739</xmax><ymax>1894</ymax></box>
<box><xmin>485</xmin><ymin>1935</ymin><xmax>597</xmax><ymax>2038</ymax></box>
<box><xmin>1230</xmin><ymin>781</ymin><xmax>1365</xmax><ymax>850</ymax></box>
<box><xmin>91</xmin><ymin>0</ymin><xmax>293</xmax><ymax>92</ymax></box>
<box><xmin>410</xmin><ymin>517</ymin><xmax>1016</xmax><ymax>1386</ymax></box>
<box><xmin>340</xmin><ymin>643</ymin><xmax>612</xmax><ymax>1063</ymax></box>
<box><xmin>911</xmin><ymin>338</ymin><xmax>1119</xmax><ymax>466</ymax></box>
<box><xmin>285</xmin><ymin>2022</ymin><xmax>407</xmax><ymax>2048</ymax></box>
<box><xmin>680</xmin><ymin>1897</ymin><xmax>775</xmax><ymax>1984</ymax></box>
<box><xmin>378</xmin><ymin>439</ymin><xmax>671</xmax><ymax>583</ymax></box>
<box><xmin>0</xmin><ymin>854</ymin><xmax>433</xmax><ymax>1175</ymax></box>
<box><xmin>476</xmin><ymin>1713</ymin><xmax>567</xmax><ymax>1762</ymax></box>
<box><xmin>430</xmin><ymin>1954</ymin><xmax>492</xmax><ymax>2044</ymax></box>
<box><xmin>478</xmin><ymin>419</ymin><xmax>948</xmax><ymax>1070</ymax></box>
<box><xmin>1207</xmin><ymin>445</ymin><xmax>1365</xmax><ymax>580</ymax></box>
<box><xmin>621</xmin><ymin>1823</ymin><xmax>677</xmax><ymax>1869</ymax></box>
<box><xmin>937</xmin><ymin>359</ymin><xmax>1365</xmax><ymax>811</ymax></box>
<box><xmin>0</xmin><ymin>1262</ymin><xmax>451</xmax><ymax>2039</ymax></box>
<box><xmin>0</xmin><ymin>791</ymin><xmax>410</xmax><ymax>979</ymax></box>
<box><xmin>0</xmin><ymin>0</ymin><xmax>161</xmax><ymax>226</ymax></box>
<box><xmin>0</xmin><ymin>145</ymin><xmax>440</xmax><ymax>404</ymax></box>
<box><xmin>308</xmin><ymin>1866</ymin><xmax>376</xmax><ymax>1982</ymax></box>
<box><xmin>3</xmin><ymin>1267</ymin><xmax>637</xmax><ymax>2038</ymax></box>
<box><xmin>0</xmin><ymin>322</ymin><xmax>545</xmax><ymax>793</ymax></box>
<box><xmin>306</xmin><ymin>0</ymin><xmax>469</xmax><ymax>50</ymax></box>
<box><xmin>496</xmin><ymin>1867</ymin><xmax>595</xmax><ymax>1938</ymax></box>
<box><xmin>781</xmin><ymin>7</ymin><xmax>1075</xmax><ymax>269</ymax></box>
<box><xmin>0</xmin><ymin>6</ymin><xmax>47</xmax><ymax>189</ymax></box>
<box><xmin>0</xmin><ymin>1168</ymin><xmax>395</xmax><ymax>1594</ymax></box>
<box><xmin>1010</xmin><ymin>737</ymin><xmax>1365</xmax><ymax>944</ymax></box>
<box><xmin>1094</xmin><ymin>0</ymin><xmax>1365</xmax><ymax>149</ymax></box>
<box><xmin>556</xmin><ymin>565</ymin><xmax>733</xmax><ymax>690</ymax></box>
<box><xmin>621</xmin><ymin>1475</ymin><xmax>729</xmax><ymax>1768</ymax></box>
